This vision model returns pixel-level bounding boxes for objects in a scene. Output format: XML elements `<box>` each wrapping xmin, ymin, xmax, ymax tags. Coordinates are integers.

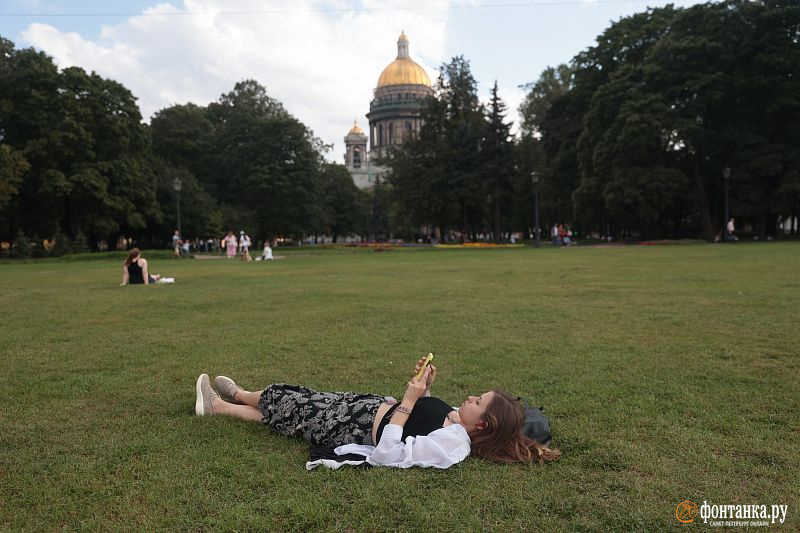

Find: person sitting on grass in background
<box><xmin>121</xmin><ymin>248</ymin><xmax>161</xmax><ymax>285</ymax></box>
<box><xmin>563</xmin><ymin>226</ymin><xmax>573</xmax><ymax>246</ymax></box>
<box><xmin>195</xmin><ymin>356</ymin><xmax>560</xmax><ymax>468</ymax></box>
<box><xmin>558</xmin><ymin>224</ymin><xmax>572</xmax><ymax>246</ymax></box>
<box><xmin>257</xmin><ymin>240</ymin><xmax>274</xmax><ymax>261</ymax></box>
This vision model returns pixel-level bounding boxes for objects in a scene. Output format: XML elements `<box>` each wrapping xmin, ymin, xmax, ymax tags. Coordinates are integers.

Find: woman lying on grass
<box><xmin>194</xmin><ymin>357</ymin><xmax>560</xmax><ymax>468</ymax></box>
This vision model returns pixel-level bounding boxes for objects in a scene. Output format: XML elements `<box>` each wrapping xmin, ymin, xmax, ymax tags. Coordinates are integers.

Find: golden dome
<box><xmin>348</xmin><ymin>121</ymin><xmax>364</xmax><ymax>135</ymax></box>
<box><xmin>377</xmin><ymin>58</ymin><xmax>431</xmax><ymax>88</ymax></box>
<box><xmin>376</xmin><ymin>33</ymin><xmax>431</xmax><ymax>88</ymax></box>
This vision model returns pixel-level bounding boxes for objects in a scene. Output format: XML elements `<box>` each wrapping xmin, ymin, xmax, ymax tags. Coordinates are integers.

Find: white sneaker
<box><xmin>195</xmin><ymin>374</ymin><xmax>218</xmax><ymax>416</ymax></box>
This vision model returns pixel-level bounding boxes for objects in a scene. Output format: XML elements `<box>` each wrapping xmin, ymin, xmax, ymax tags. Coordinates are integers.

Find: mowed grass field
<box><xmin>2</xmin><ymin>243</ymin><xmax>799</xmax><ymax>531</ymax></box>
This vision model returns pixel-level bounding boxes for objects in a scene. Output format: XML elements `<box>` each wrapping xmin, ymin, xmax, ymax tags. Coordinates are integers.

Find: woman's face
<box><xmin>459</xmin><ymin>391</ymin><xmax>495</xmax><ymax>429</ymax></box>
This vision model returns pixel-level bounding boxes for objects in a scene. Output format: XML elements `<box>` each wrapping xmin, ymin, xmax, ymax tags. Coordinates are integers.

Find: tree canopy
<box><xmin>2</xmin><ymin>0</ymin><xmax>798</xmax><ymax>249</ymax></box>
<box><xmin>0</xmin><ymin>39</ymin><xmax>367</xmax><ymax>248</ymax></box>
<box><xmin>386</xmin><ymin>57</ymin><xmax>520</xmax><ymax>241</ymax></box>
<box><xmin>533</xmin><ymin>0</ymin><xmax>800</xmax><ymax>240</ymax></box>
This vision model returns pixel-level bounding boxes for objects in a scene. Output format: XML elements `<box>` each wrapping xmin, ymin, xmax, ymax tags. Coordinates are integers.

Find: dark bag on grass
<box><xmin>521</xmin><ymin>403</ymin><xmax>552</xmax><ymax>447</ymax></box>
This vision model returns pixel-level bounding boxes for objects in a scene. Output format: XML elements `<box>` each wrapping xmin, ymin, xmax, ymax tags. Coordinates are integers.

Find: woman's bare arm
<box><xmin>141</xmin><ymin>258</ymin><xmax>150</xmax><ymax>284</ymax></box>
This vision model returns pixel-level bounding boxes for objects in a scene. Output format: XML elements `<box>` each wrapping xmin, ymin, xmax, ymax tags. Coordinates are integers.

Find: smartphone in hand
<box><xmin>415</xmin><ymin>353</ymin><xmax>434</xmax><ymax>380</ymax></box>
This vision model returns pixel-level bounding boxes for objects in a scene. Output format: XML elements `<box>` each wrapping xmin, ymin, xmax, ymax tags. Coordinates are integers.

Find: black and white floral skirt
<box><xmin>258</xmin><ymin>384</ymin><xmax>385</xmax><ymax>447</ymax></box>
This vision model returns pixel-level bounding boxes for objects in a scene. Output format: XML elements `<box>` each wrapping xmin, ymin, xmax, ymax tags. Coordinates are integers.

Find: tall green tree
<box><xmin>150</xmin><ymin>103</ymin><xmax>218</xmax><ymax>238</ymax></box>
<box><xmin>519</xmin><ymin>64</ymin><xmax>575</xmax><ymax>231</ymax></box>
<box><xmin>442</xmin><ymin>57</ymin><xmax>485</xmax><ymax>240</ymax></box>
<box><xmin>533</xmin><ymin>0</ymin><xmax>800</xmax><ymax>240</ymax></box>
<box><xmin>370</xmin><ymin>176</ymin><xmax>390</xmax><ymax>241</ymax></box>
<box><xmin>386</xmin><ymin>91</ymin><xmax>451</xmax><ymax>235</ymax></box>
<box><xmin>318</xmin><ymin>163</ymin><xmax>369</xmax><ymax>242</ymax></box>
<box><xmin>0</xmin><ymin>39</ymin><xmax>160</xmax><ymax>243</ymax></box>
<box><xmin>0</xmin><ymin>39</ymin><xmax>66</xmax><ymax>238</ymax></box>
<box><xmin>150</xmin><ymin>103</ymin><xmax>216</xmax><ymax>183</ymax></box>
<box><xmin>206</xmin><ymin>80</ymin><xmax>325</xmax><ymax>239</ymax></box>
<box><xmin>57</xmin><ymin>66</ymin><xmax>160</xmax><ymax>239</ymax></box>
<box><xmin>572</xmin><ymin>5</ymin><xmax>681</xmax><ymax>239</ymax></box>
<box><xmin>0</xmin><ymin>144</ymin><xmax>28</xmax><ymax>211</ymax></box>
<box><xmin>519</xmin><ymin>64</ymin><xmax>574</xmax><ymax>139</ymax></box>
<box><xmin>386</xmin><ymin>57</ymin><xmax>484</xmax><ymax>241</ymax></box>
<box><xmin>482</xmin><ymin>81</ymin><xmax>515</xmax><ymax>241</ymax></box>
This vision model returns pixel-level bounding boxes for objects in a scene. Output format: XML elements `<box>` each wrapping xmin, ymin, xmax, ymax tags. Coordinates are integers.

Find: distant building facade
<box><xmin>344</xmin><ymin>32</ymin><xmax>433</xmax><ymax>189</ymax></box>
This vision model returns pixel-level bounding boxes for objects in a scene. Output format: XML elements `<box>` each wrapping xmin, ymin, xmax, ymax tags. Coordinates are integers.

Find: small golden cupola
<box><xmin>348</xmin><ymin>121</ymin><xmax>365</xmax><ymax>135</ymax></box>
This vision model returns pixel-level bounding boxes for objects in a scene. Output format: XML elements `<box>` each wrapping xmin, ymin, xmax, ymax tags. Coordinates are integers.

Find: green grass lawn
<box><xmin>2</xmin><ymin>243</ymin><xmax>798</xmax><ymax>531</ymax></box>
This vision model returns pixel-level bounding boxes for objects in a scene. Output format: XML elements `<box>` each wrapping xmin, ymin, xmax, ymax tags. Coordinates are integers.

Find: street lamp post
<box><xmin>530</xmin><ymin>171</ymin><xmax>541</xmax><ymax>248</ymax></box>
<box><xmin>173</xmin><ymin>177</ymin><xmax>182</xmax><ymax>236</ymax></box>
<box><xmin>722</xmin><ymin>167</ymin><xmax>730</xmax><ymax>241</ymax></box>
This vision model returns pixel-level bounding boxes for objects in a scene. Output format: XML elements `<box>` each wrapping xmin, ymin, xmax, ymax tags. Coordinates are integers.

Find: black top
<box><xmin>375</xmin><ymin>396</ymin><xmax>455</xmax><ymax>443</ymax></box>
<box><xmin>127</xmin><ymin>259</ymin><xmax>144</xmax><ymax>284</ymax></box>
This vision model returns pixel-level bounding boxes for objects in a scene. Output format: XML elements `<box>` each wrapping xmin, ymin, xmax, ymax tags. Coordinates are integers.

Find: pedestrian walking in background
<box><xmin>224</xmin><ymin>231</ymin><xmax>237</xmax><ymax>258</ymax></box>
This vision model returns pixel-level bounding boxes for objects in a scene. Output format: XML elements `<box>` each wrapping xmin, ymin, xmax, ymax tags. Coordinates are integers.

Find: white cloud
<box><xmin>20</xmin><ymin>0</ymin><xmax>454</xmax><ymax>161</ymax></box>
<box><xmin>494</xmin><ymin>83</ymin><xmax>526</xmax><ymax>137</ymax></box>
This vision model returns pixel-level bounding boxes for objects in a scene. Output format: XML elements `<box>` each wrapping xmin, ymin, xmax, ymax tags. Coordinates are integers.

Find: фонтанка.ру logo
<box><xmin>676</xmin><ymin>501</ymin><xmax>699</xmax><ymax>523</ymax></box>
<box><xmin>676</xmin><ymin>500</ymin><xmax>789</xmax><ymax>527</ymax></box>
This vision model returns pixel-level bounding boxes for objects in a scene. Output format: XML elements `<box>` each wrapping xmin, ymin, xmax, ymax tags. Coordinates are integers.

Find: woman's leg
<box><xmin>234</xmin><ymin>389</ymin><xmax>264</xmax><ymax>408</ymax></box>
<box><xmin>213</xmin><ymin>398</ymin><xmax>263</xmax><ymax>422</ymax></box>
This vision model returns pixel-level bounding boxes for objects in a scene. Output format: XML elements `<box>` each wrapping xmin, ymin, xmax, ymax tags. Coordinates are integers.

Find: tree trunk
<box><xmin>691</xmin><ymin>160</ymin><xmax>715</xmax><ymax>241</ymax></box>
<box><xmin>493</xmin><ymin>195</ymin><xmax>501</xmax><ymax>242</ymax></box>
<box><xmin>460</xmin><ymin>199</ymin><xmax>467</xmax><ymax>244</ymax></box>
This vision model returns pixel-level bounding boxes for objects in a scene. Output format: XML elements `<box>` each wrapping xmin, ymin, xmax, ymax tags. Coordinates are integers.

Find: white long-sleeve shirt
<box><xmin>330</xmin><ymin>423</ymin><xmax>471</xmax><ymax>469</ymax></box>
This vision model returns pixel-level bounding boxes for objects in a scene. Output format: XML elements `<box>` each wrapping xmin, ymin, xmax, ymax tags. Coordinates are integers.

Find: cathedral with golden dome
<box><xmin>344</xmin><ymin>32</ymin><xmax>434</xmax><ymax>189</ymax></box>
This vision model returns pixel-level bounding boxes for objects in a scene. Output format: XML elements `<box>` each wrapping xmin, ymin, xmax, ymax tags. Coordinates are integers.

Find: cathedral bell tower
<box><xmin>343</xmin><ymin>121</ymin><xmax>372</xmax><ymax>188</ymax></box>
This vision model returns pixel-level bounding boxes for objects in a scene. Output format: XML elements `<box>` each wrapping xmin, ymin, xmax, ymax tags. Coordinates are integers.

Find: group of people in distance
<box><xmin>222</xmin><ymin>231</ymin><xmax>246</xmax><ymax>258</ymax></box>
<box><xmin>551</xmin><ymin>223</ymin><xmax>574</xmax><ymax>246</ymax></box>
<box><xmin>171</xmin><ymin>230</ymin><xmax>192</xmax><ymax>258</ymax></box>
<box><xmin>222</xmin><ymin>231</ymin><xmax>274</xmax><ymax>261</ymax></box>
<box><xmin>121</xmin><ymin>229</ymin><xmax>275</xmax><ymax>286</ymax></box>
<box><xmin>169</xmin><ymin>229</ymin><xmax>275</xmax><ymax>261</ymax></box>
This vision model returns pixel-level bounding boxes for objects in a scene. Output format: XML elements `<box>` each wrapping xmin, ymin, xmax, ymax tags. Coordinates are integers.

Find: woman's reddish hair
<box><xmin>468</xmin><ymin>389</ymin><xmax>561</xmax><ymax>464</ymax></box>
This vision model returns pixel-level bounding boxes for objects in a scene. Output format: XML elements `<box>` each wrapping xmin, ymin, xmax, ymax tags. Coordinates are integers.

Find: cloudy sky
<box><xmin>1</xmin><ymin>0</ymin><xmax>705</xmax><ymax>161</ymax></box>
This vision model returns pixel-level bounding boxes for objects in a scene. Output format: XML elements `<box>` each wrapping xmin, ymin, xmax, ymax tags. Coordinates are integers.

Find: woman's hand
<box><xmin>414</xmin><ymin>357</ymin><xmax>437</xmax><ymax>396</ymax></box>
<box><xmin>401</xmin><ymin>366</ymin><xmax>430</xmax><ymax>406</ymax></box>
